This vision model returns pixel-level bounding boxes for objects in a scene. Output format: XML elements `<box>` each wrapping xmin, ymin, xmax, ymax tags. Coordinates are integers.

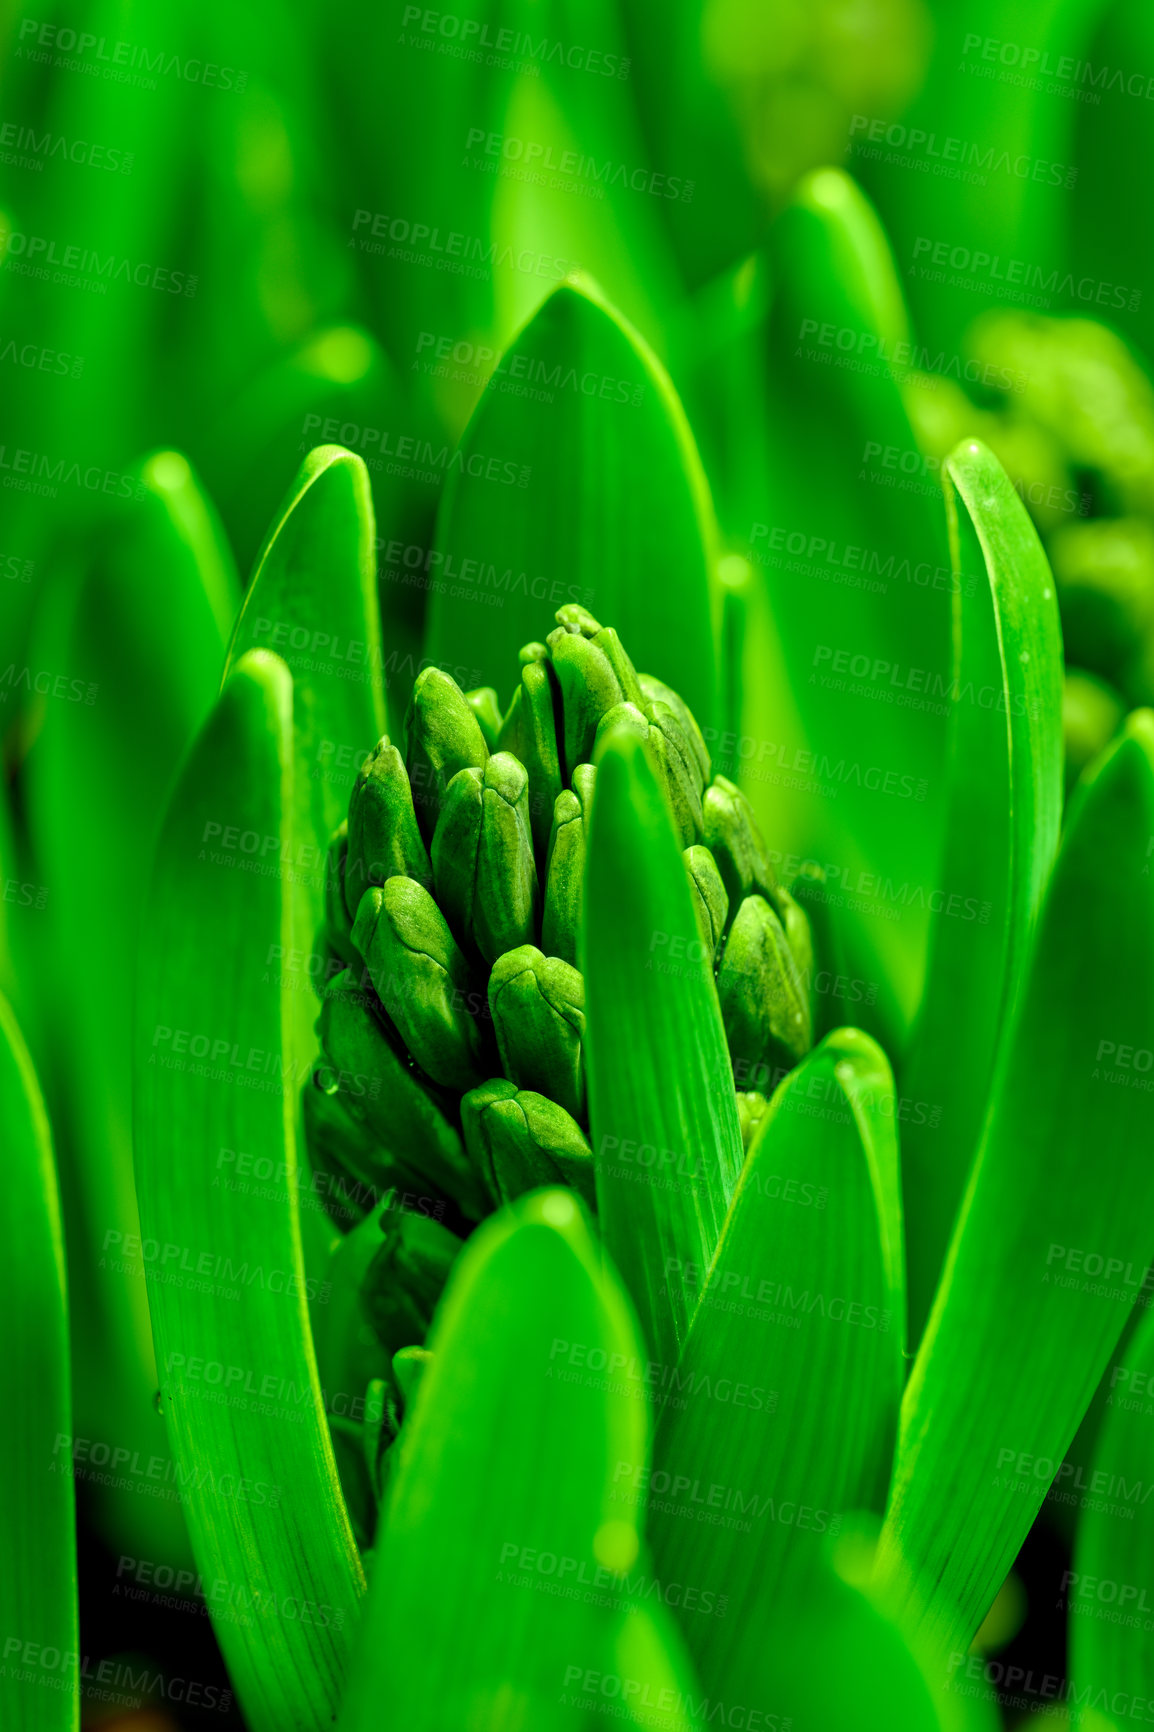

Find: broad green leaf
<box><xmin>136</xmin><ymin>650</ymin><xmax>363</xmax><ymax>1732</ymax></box>
<box><xmin>752</xmin><ymin>169</ymin><xmax>953</xmax><ymax>1044</ymax></box>
<box><xmin>647</xmin><ymin>1031</ymin><xmax>904</xmax><ymax>1692</ymax></box>
<box><xmin>483</xmin><ymin>0</ymin><xmax>681</xmax><ymax>358</ymax></box>
<box><xmin>875</xmin><ymin>711</ymin><xmax>1154</xmax><ymax>1663</ymax></box>
<box><xmin>339</xmin><ymin>1188</ymin><xmax>699</xmax><ymax>1731</ymax></box>
<box><xmin>901</xmin><ymin>438</ymin><xmax>1064</xmax><ymax>1342</ymax></box>
<box><xmin>424</xmin><ymin>277</ymin><xmax>720</xmax><ymax>731</ymax></box>
<box><xmin>202</xmin><ymin>326</ymin><xmax>409</xmax><ymax>579</ymax></box>
<box><xmin>616</xmin><ymin>0</ymin><xmax>765</xmax><ymax>288</ymax></box>
<box><xmin>726</xmin><ymin>1542</ymin><xmax>949</xmax><ymax>1732</ymax></box>
<box><xmin>1071</xmin><ymin>0</ymin><xmax>1154</xmax><ymax>373</ymax></box>
<box><xmin>0</xmin><ymin>993</ymin><xmax>77</xmax><ymax>1732</ymax></box>
<box><xmin>223</xmin><ymin>446</ymin><xmax>386</xmax><ymax>1050</ymax></box>
<box><xmin>856</xmin><ymin>0</ymin><xmax>1110</xmax><ymax>356</ymax></box>
<box><xmin>1069</xmin><ymin>1298</ymin><xmax>1154</xmax><ymax>1706</ymax></box>
<box><xmin>584</xmin><ymin>728</ymin><xmax>743</xmax><ymax>1371</ymax></box>
<box><xmin>25</xmin><ymin>449</ymin><xmax>237</xmax><ymax>1562</ymax></box>
<box><xmin>323</xmin><ymin>0</ymin><xmax>514</xmax><ymax>391</ymax></box>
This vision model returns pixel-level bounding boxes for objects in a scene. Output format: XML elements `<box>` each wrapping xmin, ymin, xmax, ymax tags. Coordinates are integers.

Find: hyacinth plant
<box><xmin>5</xmin><ymin>240</ymin><xmax>1154</xmax><ymax>1724</ymax></box>
<box><xmin>0</xmin><ymin>245</ymin><xmax>1139</xmax><ymax>1732</ymax></box>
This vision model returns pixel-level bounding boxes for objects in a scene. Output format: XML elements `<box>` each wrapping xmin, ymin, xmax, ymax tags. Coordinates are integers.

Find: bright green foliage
<box><xmin>0</xmin><ymin>994</ymin><xmax>77</xmax><ymax>1732</ymax></box>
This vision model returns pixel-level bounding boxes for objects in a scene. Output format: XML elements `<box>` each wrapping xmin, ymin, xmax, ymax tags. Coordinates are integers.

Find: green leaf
<box><xmin>338</xmin><ymin>1188</ymin><xmax>698</xmax><ymax>1731</ymax></box>
<box><xmin>0</xmin><ymin>992</ymin><xmax>77</xmax><ymax>1732</ymax></box>
<box><xmin>901</xmin><ymin>438</ymin><xmax>1064</xmax><ymax>1341</ymax></box>
<box><xmin>751</xmin><ymin>169</ymin><xmax>954</xmax><ymax>1044</ymax></box>
<box><xmin>424</xmin><ymin>278</ymin><xmax>720</xmax><ymax>731</ymax></box>
<box><xmin>135</xmin><ymin>650</ymin><xmax>363</xmax><ymax>1732</ymax></box>
<box><xmin>647</xmin><ymin>1031</ymin><xmax>904</xmax><ymax>1692</ymax></box>
<box><xmin>615</xmin><ymin>0</ymin><xmax>765</xmax><ymax>288</ymax></box>
<box><xmin>25</xmin><ymin>448</ymin><xmax>238</xmax><ymax>1561</ymax></box>
<box><xmin>1069</xmin><ymin>1297</ymin><xmax>1154</xmax><ymax>1703</ymax></box>
<box><xmin>874</xmin><ymin>711</ymin><xmax>1154</xmax><ymax>1663</ymax></box>
<box><xmin>223</xmin><ymin>445</ymin><xmax>386</xmax><ymax>1060</ymax></box>
<box><xmin>855</xmin><ymin>0</ymin><xmax>1103</xmax><ymax>357</ymax></box>
<box><xmin>583</xmin><ymin>727</ymin><xmax>742</xmax><ymax>1372</ymax></box>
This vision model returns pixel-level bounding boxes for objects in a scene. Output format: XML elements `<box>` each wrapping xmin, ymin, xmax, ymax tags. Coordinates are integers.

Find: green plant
<box><xmin>120</xmin><ymin>275</ymin><xmax>1154</xmax><ymax>1732</ymax></box>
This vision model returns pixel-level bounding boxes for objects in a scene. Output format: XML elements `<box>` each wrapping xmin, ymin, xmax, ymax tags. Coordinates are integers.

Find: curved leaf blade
<box><xmin>339</xmin><ymin>1189</ymin><xmax>699</xmax><ymax>1731</ymax></box>
<box><xmin>135</xmin><ymin>650</ymin><xmax>363</xmax><ymax>1732</ymax></box>
<box><xmin>223</xmin><ymin>444</ymin><xmax>386</xmax><ymax>953</ymax></box>
<box><xmin>1069</xmin><ymin>1297</ymin><xmax>1154</xmax><ymax>1704</ymax></box>
<box><xmin>902</xmin><ymin>438</ymin><xmax>1064</xmax><ymax>1340</ymax></box>
<box><xmin>648</xmin><ymin>1031</ymin><xmax>905</xmax><ymax>1691</ymax></box>
<box><xmin>1</xmin><ymin>993</ymin><xmax>77</xmax><ymax>1732</ymax></box>
<box><xmin>752</xmin><ymin>169</ymin><xmax>954</xmax><ymax>1043</ymax></box>
<box><xmin>875</xmin><ymin>712</ymin><xmax>1154</xmax><ymax>1663</ymax></box>
<box><xmin>584</xmin><ymin>729</ymin><xmax>743</xmax><ymax>1371</ymax></box>
<box><xmin>25</xmin><ymin>449</ymin><xmax>238</xmax><ymax>1561</ymax></box>
<box><xmin>425</xmin><ymin>277</ymin><xmax>720</xmax><ymax>729</ymax></box>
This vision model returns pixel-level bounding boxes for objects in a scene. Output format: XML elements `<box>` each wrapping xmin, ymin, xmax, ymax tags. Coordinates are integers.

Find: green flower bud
<box><xmin>548</xmin><ymin>625</ymin><xmax>625</xmax><ymax>771</ymax></box>
<box><xmin>317</xmin><ymin>969</ymin><xmax>486</xmax><ymax>1219</ymax></box>
<box><xmin>498</xmin><ymin>659</ymin><xmax>563</xmax><ymax>861</ymax></box>
<box><xmin>302</xmin><ymin>1066</ymin><xmax>426</xmax><ymax>1228</ymax></box>
<box><xmin>352</xmin><ymin>878</ymin><xmax>489</xmax><ymax>1093</ymax></box>
<box><xmin>360</xmin><ymin>1206</ymin><xmax>461</xmax><ymax>1359</ymax></box>
<box><xmin>717</xmin><ymin>894</ymin><xmax>811</xmax><ymax>1084</ymax></box>
<box><xmin>519</xmin><ymin>640</ymin><xmax>550</xmax><ymax>664</ymax></box>
<box><xmin>591</xmin><ymin>625</ymin><xmax>644</xmax><ymax>709</ymax></box>
<box><xmin>646</xmin><ymin>703</ymin><xmax>705</xmax><ymax>845</ymax></box>
<box><xmin>553</xmin><ymin>603</ymin><xmax>603</xmax><ymax>638</ymax></box>
<box><xmin>542</xmin><ymin>764</ymin><xmax>595</xmax><ymax>966</ymax></box>
<box><xmin>736</xmin><ymin>1090</ymin><xmax>770</xmax><ymax>1153</ymax></box>
<box><xmin>775</xmin><ymin>881</ymin><xmax>814</xmax><ymax>991</ymax></box>
<box><xmin>346</xmin><ymin>737</ymin><xmax>432</xmax><ymax>914</ymax></box>
<box><xmin>464</xmin><ymin>686</ymin><xmax>502</xmax><ymax>752</ymax></box>
<box><xmin>593</xmin><ymin>702</ymin><xmax>699</xmax><ymax>848</ymax></box>
<box><xmin>703</xmin><ymin>775</ymin><xmax>777</xmax><ymax>914</ymax></box>
<box><xmin>461</xmin><ymin>1080</ymin><xmax>595</xmax><ymax>1210</ymax></box>
<box><xmin>431</xmin><ymin>753</ymin><xmax>539</xmax><ymax>965</ymax></box>
<box><xmin>404</xmin><ymin>666</ymin><xmax>490</xmax><ymax>842</ymax></box>
<box><xmin>683</xmin><ymin>844</ymin><xmax>729</xmax><ymax>960</ymax></box>
<box><xmin>391</xmin><ymin>1346</ymin><xmax>432</xmax><ymax>1410</ymax></box>
<box><xmin>488</xmin><ymin>945</ymin><xmax>585</xmax><ymax>1121</ymax></box>
<box><xmin>639</xmin><ymin>672</ymin><xmax>711</xmax><ymax>784</ymax></box>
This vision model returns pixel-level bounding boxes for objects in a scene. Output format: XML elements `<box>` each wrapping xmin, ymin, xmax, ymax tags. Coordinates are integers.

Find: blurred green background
<box><xmin>3</xmin><ymin>0</ymin><xmax>1154</xmax><ymax>1723</ymax></box>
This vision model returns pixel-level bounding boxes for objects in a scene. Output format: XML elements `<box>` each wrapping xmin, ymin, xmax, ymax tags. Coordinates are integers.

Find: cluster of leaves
<box><xmin>7</xmin><ymin>3</ymin><xmax>1154</xmax><ymax>1730</ymax></box>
